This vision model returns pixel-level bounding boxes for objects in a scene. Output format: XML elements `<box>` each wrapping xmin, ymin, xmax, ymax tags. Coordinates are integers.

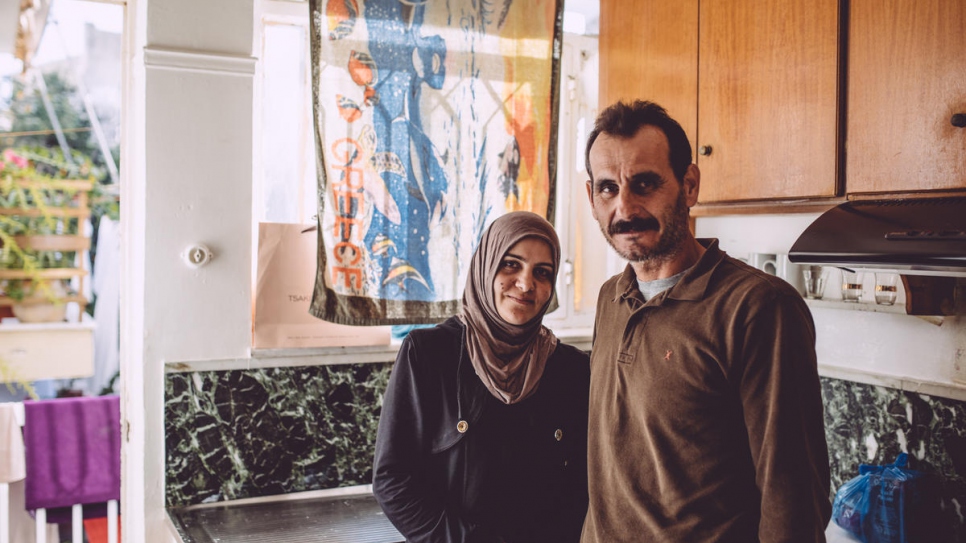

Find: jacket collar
<box><xmin>611</xmin><ymin>238</ymin><xmax>726</xmax><ymax>305</ymax></box>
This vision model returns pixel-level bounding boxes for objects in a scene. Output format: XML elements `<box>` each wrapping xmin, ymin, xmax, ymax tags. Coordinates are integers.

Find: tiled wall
<box><xmin>822</xmin><ymin>378</ymin><xmax>966</xmax><ymax>541</ymax></box>
<box><xmin>165</xmin><ymin>363</ymin><xmax>390</xmax><ymax>507</ymax></box>
<box><xmin>165</xmin><ymin>366</ymin><xmax>966</xmax><ymax>539</ymax></box>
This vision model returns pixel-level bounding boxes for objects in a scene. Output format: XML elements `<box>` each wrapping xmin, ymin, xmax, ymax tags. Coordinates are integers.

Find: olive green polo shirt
<box><xmin>581</xmin><ymin>239</ymin><xmax>831</xmax><ymax>543</ymax></box>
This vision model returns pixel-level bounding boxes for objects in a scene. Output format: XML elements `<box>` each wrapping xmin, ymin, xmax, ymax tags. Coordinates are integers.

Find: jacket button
<box><xmin>554</xmin><ymin>429</ymin><xmax>563</xmax><ymax>441</ymax></box>
<box><xmin>457</xmin><ymin>420</ymin><xmax>469</xmax><ymax>433</ymax></box>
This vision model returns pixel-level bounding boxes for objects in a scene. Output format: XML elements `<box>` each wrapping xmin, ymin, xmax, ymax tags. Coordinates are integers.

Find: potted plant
<box><xmin>0</xmin><ymin>148</ymin><xmax>94</xmax><ymax>323</ymax></box>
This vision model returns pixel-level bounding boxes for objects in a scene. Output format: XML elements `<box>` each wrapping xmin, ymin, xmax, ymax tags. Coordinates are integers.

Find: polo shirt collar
<box><xmin>612</xmin><ymin>238</ymin><xmax>726</xmax><ymax>303</ymax></box>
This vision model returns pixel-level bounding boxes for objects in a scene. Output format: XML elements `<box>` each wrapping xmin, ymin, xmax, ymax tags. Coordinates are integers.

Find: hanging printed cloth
<box><xmin>308</xmin><ymin>0</ymin><xmax>563</xmax><ymax>325</ymax></box>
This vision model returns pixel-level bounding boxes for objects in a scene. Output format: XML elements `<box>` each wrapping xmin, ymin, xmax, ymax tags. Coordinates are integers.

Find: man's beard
<box><xmin>601</xmin><ymin>189</ymin><xmax>690</xmax><ymax>265</ymax></box>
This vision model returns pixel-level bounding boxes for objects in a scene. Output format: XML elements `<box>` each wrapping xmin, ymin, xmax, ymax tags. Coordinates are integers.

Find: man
<box><xmin>580</xmin><ymin>100</ymin><xmax>831</xmax><ymax>542</ymax></box>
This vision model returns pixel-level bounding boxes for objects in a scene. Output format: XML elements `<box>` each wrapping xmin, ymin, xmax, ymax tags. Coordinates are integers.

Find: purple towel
<box><xmin>23</xmin><ymin>396</ymin><xmax>121</xmax><ymax>517</ymax></box>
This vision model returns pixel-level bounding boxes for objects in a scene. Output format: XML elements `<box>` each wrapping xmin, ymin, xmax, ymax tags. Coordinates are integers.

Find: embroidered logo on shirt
<box><xmin>664</xmin><ymin>349</ymin><xmax>673</xmax><ymax>361</ymax></box>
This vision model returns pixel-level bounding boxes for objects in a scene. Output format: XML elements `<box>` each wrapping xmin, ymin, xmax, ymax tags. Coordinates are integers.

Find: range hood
<box><xmin>788</xmin><ymin>197</ymin><xmax>966</xmax><ymax>277</ymax></box>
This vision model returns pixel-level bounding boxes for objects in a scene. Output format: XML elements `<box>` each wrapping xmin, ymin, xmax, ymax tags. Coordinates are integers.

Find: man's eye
<box><xmin>597</xmin><ymin>183</ymin><xmax>617</xmax><ymax>195</ymax></box>
<box><xmin>631</xmin><ymin>175</ymin><xmax>662</xmax><ymax>194</ymax></box>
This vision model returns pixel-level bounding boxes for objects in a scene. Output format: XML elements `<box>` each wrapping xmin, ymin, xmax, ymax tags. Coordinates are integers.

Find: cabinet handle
<box><xmin>952</xmin><ymin>114</ymin><xmax>966</xmax><ymax>128</ymax></box>
<box><xmin>698</xmin><ymin>145</ymin><xmax>713</xmax><ymax>156</ymax></box>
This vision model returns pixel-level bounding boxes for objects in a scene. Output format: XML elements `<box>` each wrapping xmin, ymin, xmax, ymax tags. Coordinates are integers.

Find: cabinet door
<box><xmin>599</xmin><ymin>0</ymin><xmax>698</xmax><ymax>151</ymax></box>
<box><xmin>697</xmin><ymin>0</ymin><xmax>840</xmax><ymax>203</ymax></box>
<box><xmin>847</xmin><ymin>0</ymin><xmax>966</xmax><ymax>194</ymax></box>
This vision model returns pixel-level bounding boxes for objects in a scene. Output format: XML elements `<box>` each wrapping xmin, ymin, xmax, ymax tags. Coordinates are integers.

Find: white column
<box><xmin>122</xmin><ymin>1</ymin><xmax>255</xmax><ymax>542</ymax></box>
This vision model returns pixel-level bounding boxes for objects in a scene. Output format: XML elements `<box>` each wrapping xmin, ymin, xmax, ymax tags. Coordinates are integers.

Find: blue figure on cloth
<box><xmin>360</xmin><ymin>0</ymin><xmax>448</xmax><ymax>302</ymax></box>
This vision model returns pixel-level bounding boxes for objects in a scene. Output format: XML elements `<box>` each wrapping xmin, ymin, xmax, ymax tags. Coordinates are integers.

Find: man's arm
<box><xmin>738</xmin><ymin>291</ymin><xmax>832</xmax><ymax>543</ymax></box>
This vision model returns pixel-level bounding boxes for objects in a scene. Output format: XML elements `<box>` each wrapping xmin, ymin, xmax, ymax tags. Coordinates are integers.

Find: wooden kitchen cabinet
<box><xmin>599</xmin><ymin>0</ymin><xmax>841</xmax><ymax>204</ymax></box>
<box><xmin>698</xmin><ymin>0</ymin><xmax>840</xmax><ymax>203</ymax></box>
<box><xmin>847</xmin><ymin>0</ymin><xmax>966</xmax><ymax>194</ymax></box>
<box><xmin>599</xmin><ymin>0</ymin><xmax>698</xmax><ymax>150</ymax></box>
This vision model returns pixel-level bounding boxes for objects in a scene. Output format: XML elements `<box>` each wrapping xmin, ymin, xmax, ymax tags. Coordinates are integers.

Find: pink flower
<box><xmin>2</xmin><ymin>149</ymin><xmax>27</xmax><ymax>168</ymax></box>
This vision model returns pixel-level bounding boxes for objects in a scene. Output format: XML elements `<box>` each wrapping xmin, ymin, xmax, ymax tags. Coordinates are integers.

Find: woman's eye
<box><xmin>536</xmin><ymin>268</ymin><xmax>554</xmax><ymax>280</ymax></box>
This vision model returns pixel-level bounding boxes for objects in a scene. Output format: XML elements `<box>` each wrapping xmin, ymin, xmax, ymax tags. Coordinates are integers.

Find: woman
<box><xmin>373</xmin><ymin>211</ymin><xmax>590</xmax><ymax>543</ymax></box>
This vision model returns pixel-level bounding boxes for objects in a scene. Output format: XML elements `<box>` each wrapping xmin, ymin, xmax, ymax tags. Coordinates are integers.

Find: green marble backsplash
<box><xmin>822</xmin><ymin>378</ymin><xmax>966</xmax><ymax>541</ymax></box>
<box><xmin>166</xmin><ymin>367</ymin><xmax>966</xmax><ymax>540</ymax></box>
<box><xmin>165</xmin><ymin>363</ymin><xmax>390</xmax><ymax>507</ymax></box>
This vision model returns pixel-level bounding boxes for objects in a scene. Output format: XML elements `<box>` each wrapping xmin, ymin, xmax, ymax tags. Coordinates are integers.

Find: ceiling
<box><xmin>564</xmin><ymin>0</ymin><xmax>600</xmax><ymax>35</ymax></box>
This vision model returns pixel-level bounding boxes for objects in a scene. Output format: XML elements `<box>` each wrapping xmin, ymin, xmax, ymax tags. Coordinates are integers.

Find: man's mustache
<box><xmin>609</xmin><ymin>217</ymin><xmax>660</xmax><ymax>236</ymax></box>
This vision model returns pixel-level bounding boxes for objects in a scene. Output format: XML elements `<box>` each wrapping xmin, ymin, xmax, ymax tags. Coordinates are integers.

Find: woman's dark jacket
<box><xmin>373</xmin><ymin>316</ymin><xmax>590</xmax><ymax>543</ymax></box>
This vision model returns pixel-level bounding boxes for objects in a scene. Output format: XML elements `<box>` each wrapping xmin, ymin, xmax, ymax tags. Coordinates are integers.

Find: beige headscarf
<box><xmin>460</xmin><ymin>211</ymin><xmax>560</xmax><ymax>404</ymax></box>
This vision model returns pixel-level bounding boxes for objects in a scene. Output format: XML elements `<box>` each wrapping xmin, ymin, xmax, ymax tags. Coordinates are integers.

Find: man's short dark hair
<box><xmin>584</xmin><ymin>100</ymin><xmax>693</xmax><ymax>183</ymax></box>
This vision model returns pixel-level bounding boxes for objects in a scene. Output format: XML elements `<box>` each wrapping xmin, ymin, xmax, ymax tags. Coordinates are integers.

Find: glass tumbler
<box><xmin>802</xmin><ymin>266</ymin><xmax>827</xmax><ymax>300</ymax></box>
<box><xmin>874</xmin><ymin>273</ymin><xmax>899</xmax><ymax>305</ymax></box>
<box><xmin>841</xmin><ymin>270</ymin><xmax>864</xmax><ymax>302</ymax></box>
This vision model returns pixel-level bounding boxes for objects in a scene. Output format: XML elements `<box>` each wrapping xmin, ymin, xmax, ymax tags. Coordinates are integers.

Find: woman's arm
<box><xmin>373</xmin><ymin>335</ymin><xmax>498</xmax><ymax>543</ymax></box>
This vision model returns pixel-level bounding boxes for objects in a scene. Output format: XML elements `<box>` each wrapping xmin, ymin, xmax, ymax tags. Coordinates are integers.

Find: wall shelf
<box><xmin>804</xmin><ymin>298</ymin><xmax>907</xmax><ymax>314</ymax></box>
<box><xmin>799</xmin><ymin>273</ymin><xmax>963</xmax><ymax>320</ymax></box>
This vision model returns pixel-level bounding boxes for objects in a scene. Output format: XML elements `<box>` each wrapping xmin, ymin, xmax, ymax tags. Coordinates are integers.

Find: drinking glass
<box><xmin>874</xmin><ymin>273</ymin><xmax>899</xmax><ymax>305</ymax></box>
<box><xmin>802</xmin><ymin>266</ymin><xmax>827</xmax><ymax>300</ymax></box>
<box><xmin>841</xmin><ymin>270</ymin><xmax>864</xmax><ymax>302</ymax></box>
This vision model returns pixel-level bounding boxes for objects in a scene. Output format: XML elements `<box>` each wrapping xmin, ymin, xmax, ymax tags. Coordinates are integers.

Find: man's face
<box><xmin>585</xmin><ymin>126</ymin><xmax>699</xmax><ymax>264</ymax></box>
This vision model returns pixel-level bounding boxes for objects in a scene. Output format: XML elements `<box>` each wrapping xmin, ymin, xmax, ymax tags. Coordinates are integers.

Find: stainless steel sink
<box><xmin>168</xmin><ymin>492</ymin><xmax>404</xmax><ymax>543</ymax></box>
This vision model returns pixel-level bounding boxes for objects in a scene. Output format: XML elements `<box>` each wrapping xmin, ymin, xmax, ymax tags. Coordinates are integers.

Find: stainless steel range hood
<box><xmin>788</xmin><ymin>197</ymin><xmax>966</xmax><ymax>277</ymax></box>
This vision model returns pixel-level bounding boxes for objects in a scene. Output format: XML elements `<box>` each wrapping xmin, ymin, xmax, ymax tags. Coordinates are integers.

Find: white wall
<box><xmin>696</xmin><ymin>214</ymin><xmax>966</xmax><ymax>391</ymax></box>
<box><xmin>124</xmin><ymin>0</ymin><xmax>255</xmax><ymax>541</ymax></box>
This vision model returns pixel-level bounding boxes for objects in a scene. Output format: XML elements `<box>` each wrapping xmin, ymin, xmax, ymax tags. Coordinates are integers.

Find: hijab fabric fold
<box><xmin>460</xmin><ymin>211</ymin><xmax>560</xmax><ymax>404</ymax></box>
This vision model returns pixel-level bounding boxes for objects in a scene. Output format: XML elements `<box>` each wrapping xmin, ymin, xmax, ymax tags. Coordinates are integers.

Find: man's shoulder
<box><xmin>715</xmin><ymin>256</ymin><xmax>802</xmax><ymax>299</ymax></box>
<box><xmin>708</xmin><ymin>257</ymin><xmax>812</xmax><ymax>323</ymax></box>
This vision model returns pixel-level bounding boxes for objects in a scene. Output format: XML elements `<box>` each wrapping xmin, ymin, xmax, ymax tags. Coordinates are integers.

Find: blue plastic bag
<box><xmin>832</xmin><ymin>453</ymin><xmax>929</xmax><ymax>543</ymax></box>
<box><xmin>832</xmin><ymin>470</ymin><xmax>870</xmax><ymax>538</ymax></box>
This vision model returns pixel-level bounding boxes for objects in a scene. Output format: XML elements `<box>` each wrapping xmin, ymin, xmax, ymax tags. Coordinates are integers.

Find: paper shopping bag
<box><xmin>254</xmin><ymin>223</ymin><xmax>390</xmax><ymax>349</ymax></box>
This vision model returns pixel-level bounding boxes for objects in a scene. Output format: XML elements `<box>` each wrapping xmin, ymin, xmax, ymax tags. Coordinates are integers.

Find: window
<box><xmin>257</xmin><ymin>16</ymin><xmax>315</xmax><ymax>224</ymax></box>
<box><xmin>254</xmin><ymin>0</ymin><xmax>609</xmax><ymax>337</ymax></box>
<box><xmin>0</xmin><ymin>0</ymin><xmax>123</xmax><ymax>398</ymax></box>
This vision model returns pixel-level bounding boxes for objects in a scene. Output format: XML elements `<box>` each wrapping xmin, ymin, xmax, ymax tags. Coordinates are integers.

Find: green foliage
<box><xmin>0</xmin><ymin>148</ymin><xmax>88</xmax><ymax>302</ymax></box>
<box><xmin>2</xmin><ymin>71</ymin><xmax>106</xmax><ymax>173</ymax></box>
<box><xmin>2</xmin><ymin>69</ymin><xmax>120</xmax><ymax>293</ymax></box>
<box><xmin>98</xmin><ymin>369</ymin><xmax>120</xmax><ymax>396</ymax></box>
<box><xmin>0</xmin><ymin>71</ymin><xmax>117</xmax><ymax>396</ymax></box>
<box><xmin>0</xmin><ymin>358</ymin><xmax>38</xmax><ymax>399</ymax></box>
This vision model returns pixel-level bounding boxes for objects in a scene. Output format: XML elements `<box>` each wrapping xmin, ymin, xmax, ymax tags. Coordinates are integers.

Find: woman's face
<box><xmin>493</xmin><ymin>237</ymin><xmax>555</xmax><ymax>325</ymax></box>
